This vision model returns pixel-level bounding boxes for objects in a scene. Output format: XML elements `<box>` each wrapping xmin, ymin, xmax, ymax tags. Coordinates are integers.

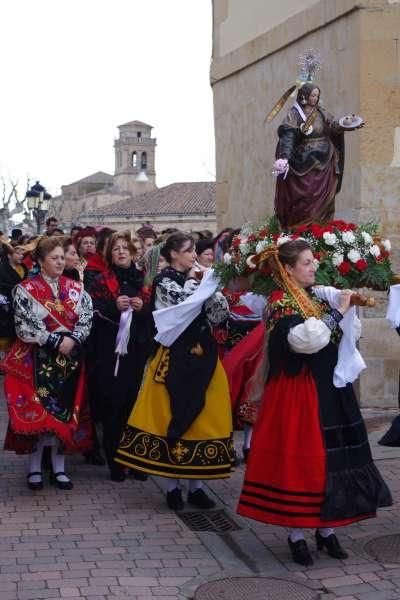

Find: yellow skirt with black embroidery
<box><xmin>115</xmin><ymin>345</ymin><xmax>235</xmax><ymax>479</ymax></box>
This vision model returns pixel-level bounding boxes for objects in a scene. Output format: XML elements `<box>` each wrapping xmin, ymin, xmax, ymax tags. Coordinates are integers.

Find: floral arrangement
<box><xmin>214</xmin><ymin>216</ymin><xmax>394</xmax><ymax>296</ymax></box>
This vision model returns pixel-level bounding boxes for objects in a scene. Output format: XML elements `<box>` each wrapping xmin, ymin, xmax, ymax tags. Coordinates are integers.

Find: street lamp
<box><xmin>25</xmin><ymin>181</ymin><xmax>52</xmax><ymax>234</ymax></box>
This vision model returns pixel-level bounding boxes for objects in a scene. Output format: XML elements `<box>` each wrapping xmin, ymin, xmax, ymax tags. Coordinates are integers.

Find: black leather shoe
<box><xmin>50</xmin><ymin>472</ymin><xmax>73</xmax><ymax>490</ymax></box>
<box><xmin>132</xmin><ymin>470</ymin><xmax>148</xmax><ymax>481</ymax></box>
<box><xmin>27</xmin><ymin>472</ymin><xmax>43</xmax><ymax>491</ymax></box>
<box><xmin>109</xmin><ymin>467</ymin><xmax>126</xmax><ymax>482</ymax></box>
<box><xmin>167</xmin><ymin>488</ymin><xmax>184</xmax><ymax>511</ymax></box>
<box><xmin>315</xmin><ymin>531</ymin><xmax>348</xmax><ymax>559</ymax></box>
<box><xmin>288</xmin><ymin>537</ymin><xmax>314</xmax><ymax>566</ymax></box>
<box><xmin>187</xmin><ymin>488</ymin><xmax>216</xmax><ymax>509</ymax></box>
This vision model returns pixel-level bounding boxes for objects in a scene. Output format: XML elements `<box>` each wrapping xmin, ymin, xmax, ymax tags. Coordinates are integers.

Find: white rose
<box><xmin>239</xmin><ymin>243</ymin><xmax>250</xmax><ymax>254</ymax></box>
<box><xmin>223</xmin><ymin>253</ymin><xmax>232</xmax><ymax>265</ymax></box>
<box><xmin>360</xmin><ymin>231</ymin><xmax>372</xmax><ymax>245</ymax></box>
<box><xmin>332</xmin><ymin>252</ymin><xmax>344</xmax><ymax>267</ymax></box>
<box><xmin>277</xmin><ymin>235</ymin><xmax>292</xmax><ymax>247</ymax></box>
<box><xmin>383</xmin><ymin>239</ymin><xmax>391</xmax><ymax>252</ymax></box>
<box><xmin>323</xmin><ymin>232</ymin><xmax>338</xmax><ymax>246</ymax></box>
<box><xmin>313</xmin><ymin>259</ymin><xmax>320</xmax><ymax>269</ymax></box>
<box><xmin>369</xmin><ymin>244</ymin><xmax>381</xmax><ymax>258</ymax></box>
<box><xmin>255</xmin><ymin>240</ymin><xmax>268</xmax><ymax>254</ymax></box>
<box><xmin>342</xmin><ymin>230</ymin><xmax>356</xmax><ymax>244</ymax></box>
<box><xmin>348</xmin><ymin>249</ymin><xmax>361</xmax><ymax>263</ymax></box>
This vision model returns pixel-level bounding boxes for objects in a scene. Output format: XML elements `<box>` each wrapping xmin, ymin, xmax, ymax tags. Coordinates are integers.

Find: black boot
<box><xmin>109</xmin><ymin>465</ymin><xmax>126</xmax><ymax>482</ymax></box>
<box><xmin>315</xmin><ymin>530</ymin><xmax>348</xmax><ymax>559</ymax></box>
<box><xmin>187</xmin><ymin>488</ymin><xmax>215</xmax><ymax>509</ymax></box>
<box><xmin>167</xmin><ymin>488</ymin><xmax>184</xmax><ymax>511</ymax></box>
<box><xmin>288</xmin><ymin>537</ymin><xmax>314</xmax><ymax>566</ymax></box>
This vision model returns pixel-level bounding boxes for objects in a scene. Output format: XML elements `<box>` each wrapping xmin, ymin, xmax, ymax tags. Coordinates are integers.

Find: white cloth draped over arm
<box><xmin>312</xmin><ymin>285</ymin><xmax>366</xmax><ymax>387</ymax></box>
<box><xmin>288</xmin><ymin>317</ymin><xmax>332</xmax><ymax>354</ymax></box>
<box><xmin>386</xmin><ymin>284</ymin><xmax>400</xmax><ymax>329</ymax></box>
<box><xmin>153</xmin><ymin>268</ymin><xmax>220</xmax><ymax>347</ymax></box>
<box><xmin>13</xmin><ymin>285</ymin><xmax>51</xmax><ymax>346</ymax></box>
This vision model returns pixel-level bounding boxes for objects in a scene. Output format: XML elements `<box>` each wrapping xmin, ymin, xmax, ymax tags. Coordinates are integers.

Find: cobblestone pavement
<box><xmin>1</xmin><ymin>383</ymin><xmax>400</xmax><ymax>600</ymax></box>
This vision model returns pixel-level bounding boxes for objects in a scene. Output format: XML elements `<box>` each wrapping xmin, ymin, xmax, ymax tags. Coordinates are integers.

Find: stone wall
<box><xmin>211</xmin><ymin>0</ymin><xmax>400</xmax><ymax>407</ymax></box>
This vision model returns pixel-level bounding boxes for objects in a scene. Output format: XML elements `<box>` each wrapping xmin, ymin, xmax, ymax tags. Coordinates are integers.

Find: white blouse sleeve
<box><xmin>13</xmin><ymin>285</ymin><xmax>50</xmax><ymax>346</ymax></box>
<box><xmin>288</xmin><ymin>317</ymin><xmax>331</xmax><ymax>355</ymax></box>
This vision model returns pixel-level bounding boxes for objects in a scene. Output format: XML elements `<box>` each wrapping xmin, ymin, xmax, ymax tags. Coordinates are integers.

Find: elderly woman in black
<box><xmin>0</xmin><ymin>241</ymin><xmax>27</xmax><ymax>356</ymax></box>
<box><xmin>89</xmin><ymin>231</ymin><xmax>148</xmax><ymax>481</ymax></box>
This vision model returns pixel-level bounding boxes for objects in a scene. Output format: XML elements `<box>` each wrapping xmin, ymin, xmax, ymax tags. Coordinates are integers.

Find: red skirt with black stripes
<box><xmin>237</xmin><ymin>368</ymin><xmax>372</xmax><ymax>528</ymax></box>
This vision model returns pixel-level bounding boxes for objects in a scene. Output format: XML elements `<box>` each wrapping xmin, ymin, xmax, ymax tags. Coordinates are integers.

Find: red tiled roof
<box><xmin>86</xmin><ymin>182</ymin><xmax>216</xmax><ymax>218</ymax></box>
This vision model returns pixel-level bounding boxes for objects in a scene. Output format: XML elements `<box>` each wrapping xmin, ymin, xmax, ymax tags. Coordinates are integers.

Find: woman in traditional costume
<box><xmin>0</xmin><ymin>241</ymin><xmax>27</xmax><ymax>357</ymax></box>
<box><xmin>116</xmin><ymin>232</ymin><xmax>234</xmax><ymax>511</ymax></box>
<box><xmin>237</xmin><ymin>239</ymin><xmax>392</xmax><ymax>566</ymax></box>
<box><xmin>2</xmin><ymin>236</ymin><xmax>93</xmax><ymax>490</ymax></box>
<box><xmin>62</xmin><ymin>236</ymin><xmax>81</xmax><ymax>282</ymax></box>
<box><xmin>89</xmin><ymin>231</ymin><xmax>148</xmax><ymax>481</ymax></box>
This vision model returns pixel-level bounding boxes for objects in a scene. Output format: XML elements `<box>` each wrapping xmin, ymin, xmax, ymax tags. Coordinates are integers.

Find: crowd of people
<box><xmin>0</xmin><ymin>215</ymin><xmax>393</xmax><ymax>568</ymax></box>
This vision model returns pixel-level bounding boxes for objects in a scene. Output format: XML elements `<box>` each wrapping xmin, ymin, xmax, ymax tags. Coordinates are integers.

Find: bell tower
<box><xmin>114</xmin><ymin>120</ymin><xmax>156</xmax><ymax>195</ymax></box>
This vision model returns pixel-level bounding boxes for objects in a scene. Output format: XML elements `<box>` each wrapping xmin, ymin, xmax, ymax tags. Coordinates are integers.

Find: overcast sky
<box><xmin>0</xmin><ymin>1</ymin><xmax>215</xmax><ymax>202</ymax></box>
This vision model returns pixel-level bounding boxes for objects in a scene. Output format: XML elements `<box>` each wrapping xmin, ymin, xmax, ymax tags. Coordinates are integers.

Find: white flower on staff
<box><xmin>382</xmin><ymin>239</ymin><xmax>391</xmax><ymax>252</ymax></box>
<box><xmin>332</xmin><ymin>252</ymin><xmax>344</xmax><ymax>266</ymax></box>
<box><xmin>277</xmin><ymin>235</ymin><xmax>292</xmax><ymax>247</ymax></box>
<box><xmin>360</xmin><ymin>231</ymin><xmax>373</xmax><ymax>245</ymax></box>
<box><xmin>223</xmin><ymin>253</ymin><xmax>232</xmax><ymax>265</ymax></box>
<box><xmin>255</xmin><ymin>240</ymin><xmax>269</xmax><ymax>254</ymax></box>
<box><xmin>369</xmin><ymin>244</ymin><xmax>381</xmax><ymax>258</ymax></box>
<box><xmin>323</xmin><ymin>232</ymin><xmax>338</xmax><ymax>246</ymax></box>
<box><xmin>348</xmin><ymin>249</ymin><xmax>361</xmax><ymax>263</ymax></box>
<box><xmin>313</xmin><ymin>259</ymin><xmax>320</xmax><ymax>269</ymax></box>
<box><xmin>342</xmin><ymin>230</ymin><xmax>356</xmax><ymax>244</ymax></box>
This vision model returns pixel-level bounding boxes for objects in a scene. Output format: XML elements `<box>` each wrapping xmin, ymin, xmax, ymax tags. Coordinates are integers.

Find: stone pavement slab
<box><xmin>1</xmin><ymin>381</ymin><xmax>400</xmax><ymax>599</ymax></box>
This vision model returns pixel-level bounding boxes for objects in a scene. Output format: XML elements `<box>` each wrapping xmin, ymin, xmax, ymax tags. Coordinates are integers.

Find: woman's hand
<box><xmin>116</xmin><ymin>295</ymin><xmax>131</xmax><ymax>311</ymax></box>
<box><xmin>338</xmin><ymin>289</ymin><xmax>353</xmax><ymax>315</ymax></box>
<box><xmin>130</xmin><ymin>296</ymin><xmax>143</xmax><ymax>312</ymax></box>
<box><xmin>187</xmin><ymin>267</ymin><xmax>198</xmax><ymax>279</ymax></box>
<box><xmin>58</xmin><ymin>337</ymin><xmax>76</xmax><ymax>356</ymax></box>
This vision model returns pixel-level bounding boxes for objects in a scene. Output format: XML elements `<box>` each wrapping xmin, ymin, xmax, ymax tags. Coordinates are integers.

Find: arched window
<box><xmin>141</xmin><ymin>151</ymin><xmax>147</xmax><ymax>170</ymax></box>
<box><xmin>132</xmin><ymin>151</ymin><xmax>137</xmax><ymax>167</ymax></box>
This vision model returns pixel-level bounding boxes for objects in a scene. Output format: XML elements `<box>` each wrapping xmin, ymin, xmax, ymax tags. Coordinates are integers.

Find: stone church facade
<box><xmin>50</xmin><ymin>120</ymin><xmax>217</xmax><ymax>233</ymax></box>
<box><xmin>211</xmin><ymin>0</ymin><xmax>400</xmax><ymax>407</ymax></box>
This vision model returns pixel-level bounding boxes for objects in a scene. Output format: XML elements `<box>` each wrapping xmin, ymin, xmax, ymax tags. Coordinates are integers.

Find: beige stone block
<box><xmin>359</xmin><ymin>318</ymin><xmax>399</xmax><ymax>356</ymax></box>
<box><xmin>359</xmin><ymin>358</ymin><xmax>385</xmax><ymax>406</ymax></box>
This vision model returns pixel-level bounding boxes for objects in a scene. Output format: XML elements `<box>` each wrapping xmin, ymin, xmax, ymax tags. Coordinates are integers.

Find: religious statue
<box><xmin>267</xmin><ymin>50</ymin><xmax>364</xmax><ymax>229</ymax></box>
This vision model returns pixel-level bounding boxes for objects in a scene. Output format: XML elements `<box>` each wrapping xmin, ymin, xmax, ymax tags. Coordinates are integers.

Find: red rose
<box><xmin>232</xmin><ymin>237</ymin><xmax>241</xmax><ymax>248</ymax></box>
<box><xmin>247</xmin><ymin>234</ymin><xmax>256</xmax><ymax>242</ymax></box>
<box><xmin>355</xmin><ymin>259</ymin><xmax>368</xmax><ymax>272</ymax></box>
<box><xmin>338</xmin><ymin>261</ymin><xmax>351</xmax><ymax>275</ymax></box>
<box><xmin>310</xmin><ymin>224</ymin><xmax>325</xmax><ymax>238</ymax></box>
<box><xmin>272</xmin><ymin>233</ymin><xmax>279</xmax><ymax>242</ymax></box>
<box><xmin>258</xmin><ymin>228</ymin><xmax>268</xmax><ymax>238</ymax></box>
<box><xmin>314</xmin><ymin>252</ymin><xmax>321</xmax><ymax>261</ymax></box>
<box><xmin>269</xmin><ymin>290</ymin><xmax>284</xmax><ymax>303</ymax></box>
